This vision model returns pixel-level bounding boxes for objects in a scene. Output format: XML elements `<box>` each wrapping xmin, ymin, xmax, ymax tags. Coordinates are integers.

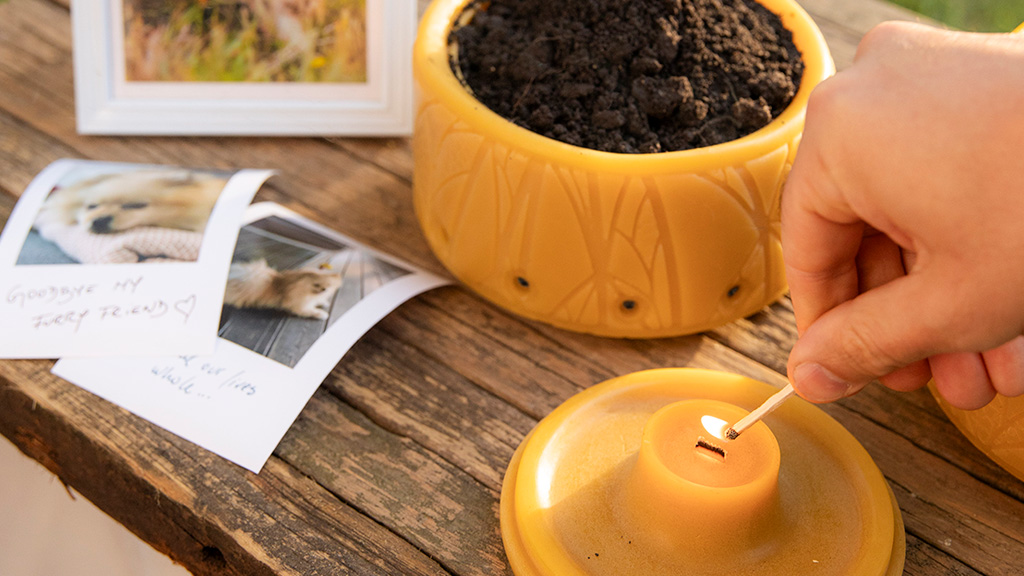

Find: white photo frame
<box><xmin>71</xmin><ymin>1</ymin><xmax>415</xmax><ymax>136</ymax></box>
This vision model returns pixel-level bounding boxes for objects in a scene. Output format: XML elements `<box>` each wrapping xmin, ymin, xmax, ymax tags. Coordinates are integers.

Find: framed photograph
<box><xmin>71</xmin><ymin>0</ymin><xmax>415</xmax><ymax>136</ymax></box>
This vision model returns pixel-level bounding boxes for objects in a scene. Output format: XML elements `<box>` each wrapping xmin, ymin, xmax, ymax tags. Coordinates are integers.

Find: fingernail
<box><xmin>793</xmin><ymin>363</ymin><xmax>854</xmax><ymax>403</ymax></box>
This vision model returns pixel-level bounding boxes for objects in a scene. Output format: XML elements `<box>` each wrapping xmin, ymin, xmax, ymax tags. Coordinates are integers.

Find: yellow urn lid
<box><xmin>500</xmin><ymin>369</ymin><xmax>905</xmax><ymax>576</ymax></box>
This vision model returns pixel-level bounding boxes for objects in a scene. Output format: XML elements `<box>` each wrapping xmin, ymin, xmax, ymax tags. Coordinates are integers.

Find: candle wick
<box><xmin>696</xmin><ymin>436</ymin><xmax>726</xmax><ymax>460</ymax></box>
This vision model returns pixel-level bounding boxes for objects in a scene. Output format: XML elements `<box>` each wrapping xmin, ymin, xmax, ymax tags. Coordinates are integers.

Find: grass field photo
<box><xmin>123</xmin><ymin>0</ymin><xmax>367</xmax><ymax>83</ymax></box>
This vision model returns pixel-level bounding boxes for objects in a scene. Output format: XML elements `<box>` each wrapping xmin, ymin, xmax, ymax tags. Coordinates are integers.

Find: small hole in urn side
<box><xmin>727</xmin><ymin>285</ymin><xmax>740</xmax><ymax>298</ymax></box>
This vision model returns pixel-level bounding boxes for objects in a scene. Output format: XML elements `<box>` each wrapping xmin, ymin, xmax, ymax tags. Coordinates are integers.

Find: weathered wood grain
<box><xmin>707</xmin><ymin>298</ymin><xmax>798</xmax><ymax>375</ymax></box>
<box><xmin>277</xmin><ymin>388</ymin><xmax>511</xmax><ymax>576</ymax></box>
<box><xmin>842</xmin><ymin>386</ymin><xmax>1024</xmax><ymax>503</ymax></box>
<box><xmin>0</xmin><ymin>110</ymin><xmax>82</xmax><ymax>198</ymax></box>
<box><xmin>905</xmin><ymin>532</ymin><xmax>984</xmax><ymax>576</ymax></box>
<box><xmin>325</xmin><ymin>324</ymin><xmax>535</xmax><ymax>491</ymax></box>
<box><xmin>832</xmin><ymin>405</ymin><xmax>1024</xmax><ymax>576</ymax></box>
<box><xmin>0</xmin><ymin>185</ymin><xmax>11</xmax><ymax>221</ymax></box>
<box><xmin>0</xmin><ymin>360</ymin><xmax>451</xmax><ymax>576</ymax></box>
<box><xmin>2</xmin><ymin>0</ymin><xmax>1023</xmax><ymax>575</ymax></box>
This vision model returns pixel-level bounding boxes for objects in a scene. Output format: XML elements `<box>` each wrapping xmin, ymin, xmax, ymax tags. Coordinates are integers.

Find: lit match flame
<box><xmin>701</xmin><ymin>415</ymin><xmax>728</xmax><ymax>441</ymax></box>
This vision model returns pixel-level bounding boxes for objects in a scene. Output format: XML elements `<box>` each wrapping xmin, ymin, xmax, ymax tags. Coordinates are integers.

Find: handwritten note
<box><xmin>150</xmin><ymin>355</ymin><xmax>258</xmax><ymax>399</ymax></box>
<box><xmin>0</xmin><ymin>159</ymin><xmax>274</xmax><ymax>358</ymax></box>
<box><xmin>52</xmin><ymin>203</ymin><xmax>452</xmax><ymax>472</ymax></box>
<box><xmin>54</xmin><ymin>340</ymin><xmax>300</xmax><ymax>471</ymax></box>
<box><xmin>8</xmin><ymin>276</ymin><xmax>199</xmax><ymax>333</ymax></box>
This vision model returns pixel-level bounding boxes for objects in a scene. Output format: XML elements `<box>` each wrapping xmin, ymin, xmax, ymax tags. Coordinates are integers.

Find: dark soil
<box><xmin>450</xmin><ymin>0</ymin><xmax>804</xmax><ymax>153</ymax></box>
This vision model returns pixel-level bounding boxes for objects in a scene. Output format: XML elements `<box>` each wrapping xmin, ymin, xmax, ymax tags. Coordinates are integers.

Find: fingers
<box><xmin>910</xmin><ymin>338</ymin><xmax>1024</xmax><ymax>410</ymax></box>
<box><xmin>787</xmin><ymin>274</ymin><xmax>945</xmax><ymax>403</ymax></box>
<box><xmin>982</xmin><ymin>336</ymin><xmax>1024</xmax><ymax>397</ymax></box>
<box><xmin>877</xmin><ymin>362</ymin><xmax>932</xmax><ymax>393</ymax></box>
<box><xmin>930</xmin><ymin>352</ymin><xmax>996</xmax><ymax>410</ymax></box>
<box><xmin>855</xmin><ymin>232</ymin><xmax>933</xmax><ymax>392</ymax></box>
<box><xmin>855</xmin><ymin>229</ymin><xmax>904</xmax><ymax>290</ymax></box>
<box><xmin>792</xmin><ymin>329</ymin><xmax>1024</xmax><ymax>408</ymax></box>
<box><xmin>790</xmin><ymin>286</ymin><xmax>1024</xmax><ymax>406</ymax></box>
<box><xmin>782</xmin><ymin>20</ymin><xmax>1024</xmax><ymax>408</ymax></box>
<box><xmin>790</xmin><ymin>362</ymin><xmax>854</xmax><ymax>403</ymax></box>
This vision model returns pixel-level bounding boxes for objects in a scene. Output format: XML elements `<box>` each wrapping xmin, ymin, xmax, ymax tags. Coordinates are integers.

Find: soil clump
<box><xmin>451</xmin><ymin>0</ymin><xmax>804</xmax><ymax>153</ymax></box>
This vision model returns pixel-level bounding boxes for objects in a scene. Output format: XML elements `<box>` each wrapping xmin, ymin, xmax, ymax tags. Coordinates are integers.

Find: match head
<box><xmin>725</xmin><ymin>427</ymin><xmax>739</xmax><ymax>440</ymax></box>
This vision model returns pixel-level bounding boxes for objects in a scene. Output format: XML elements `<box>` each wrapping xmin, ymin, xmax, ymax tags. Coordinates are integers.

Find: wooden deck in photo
<box><xmin>220</xmin><ymin>219</ymin><xmax>410</xmax><ymax>367</ymax></box>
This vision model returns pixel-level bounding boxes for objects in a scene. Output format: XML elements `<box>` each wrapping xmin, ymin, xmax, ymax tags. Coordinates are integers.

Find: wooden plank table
<box><xmin>2</xmin><ymin>0</ymin><xmax>1022</xmax><ymax>574</ymax></box>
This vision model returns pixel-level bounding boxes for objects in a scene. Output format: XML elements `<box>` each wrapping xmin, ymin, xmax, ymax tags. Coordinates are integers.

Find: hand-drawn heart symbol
<box><xmin>174</xmin><ymin>294</ymin><xmax>197</xmax><ymax>323</ymax></box>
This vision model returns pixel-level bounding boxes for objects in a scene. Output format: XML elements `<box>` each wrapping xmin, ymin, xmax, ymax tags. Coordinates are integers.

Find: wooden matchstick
<box><xmin>725</xmin><ymin>383</ymin><xmax>795</xmax><ymax>440</ymax></box>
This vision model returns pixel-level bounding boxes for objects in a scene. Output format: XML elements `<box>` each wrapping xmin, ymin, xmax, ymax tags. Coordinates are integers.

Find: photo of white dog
<box><xmin>224</xmin><ymin>259</ymin><xmax>342</xmax><ymax>320</ymax></box>
<box><xmin>24</xmin><ymin>167</ymin><xmax>229</xmax><ymax>265</ymax></box>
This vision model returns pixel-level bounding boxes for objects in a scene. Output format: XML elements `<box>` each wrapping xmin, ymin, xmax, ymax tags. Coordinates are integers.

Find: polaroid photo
<box><xmin>0</xmin><ymin>159</ymin><xmax>273</xmax><ymax>358</ymax></box>
<box><xmin>53</xmin><ymin>202</ymin><xmax>452</xmax><ymax>472</ymax></box>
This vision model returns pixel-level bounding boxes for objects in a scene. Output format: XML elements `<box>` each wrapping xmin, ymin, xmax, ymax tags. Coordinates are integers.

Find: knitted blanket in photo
<box><xmin>44</xmin><ymin>225</ymin><xmax>204</xmax><ymax>264</ymax></box>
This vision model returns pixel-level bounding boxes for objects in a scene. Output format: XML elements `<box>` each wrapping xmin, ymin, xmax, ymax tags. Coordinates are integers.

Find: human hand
<box><xmin>782</xmin><ymin>21</ymin><xmax>1024</xmax><ymax>409</ymax></box>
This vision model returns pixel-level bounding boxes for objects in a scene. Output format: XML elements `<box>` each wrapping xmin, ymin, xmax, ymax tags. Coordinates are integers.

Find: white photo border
<box><xmin>71</xmin><ymin>1</ymin><xmax>415</xmax><ymax>136</ymax></box>
<box><xmin>0</xmin><ymin>159</ymin><xmax>273</xmax><ymax>359</ymax></box>
<box><xmin>51</xmin><ymin>202</ymin><xmax>452</xmax><ymax>472</ymax></box>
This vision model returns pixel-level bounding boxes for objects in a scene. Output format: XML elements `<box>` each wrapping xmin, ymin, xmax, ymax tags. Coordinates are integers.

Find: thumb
<box><xmin>787</xmin><ymin>273</ymin><xmax>944</xmax><ymax>402</ymax></box>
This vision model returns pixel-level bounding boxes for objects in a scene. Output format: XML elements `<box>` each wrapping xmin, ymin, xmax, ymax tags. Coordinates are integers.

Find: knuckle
<box><xmin>857</xmin><ymin>21</ymin><xmax>916</xmax><ymax>57</ymax></box>
<box><xmin>837</xmin><ymin>321</ymin><xmax>904</xmax><ymax>377</ymax></box>
<box><xmin>804</xmin><ymin>74</ymin><xmax>845</xmax><ymax>118</ymax></box>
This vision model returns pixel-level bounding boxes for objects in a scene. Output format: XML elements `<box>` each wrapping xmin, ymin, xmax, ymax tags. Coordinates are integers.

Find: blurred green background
<box><xmin>888</xmin><ymin>0</ymin><xmax>1024</xmax><ymax>32</ymax></box>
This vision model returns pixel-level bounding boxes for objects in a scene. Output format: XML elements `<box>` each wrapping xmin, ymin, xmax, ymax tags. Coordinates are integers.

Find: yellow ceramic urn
<box><xmin>412</xmin><ymin>0</ymin><xmax>835</xmax><ymax>338</ymax></box>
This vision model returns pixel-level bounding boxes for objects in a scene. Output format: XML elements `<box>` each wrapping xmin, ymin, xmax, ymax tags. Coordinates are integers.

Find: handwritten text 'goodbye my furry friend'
<box><xmin>5</xmin><ymin>276</ymin><xmax>198</xmax><ymax>332</ymax></box>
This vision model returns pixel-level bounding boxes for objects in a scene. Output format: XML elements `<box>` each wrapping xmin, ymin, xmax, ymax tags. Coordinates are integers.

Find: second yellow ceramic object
<box><xmin>501</xmin><ymin>369</ymin><xmax>905</xmax><ymax>575</ymax></box>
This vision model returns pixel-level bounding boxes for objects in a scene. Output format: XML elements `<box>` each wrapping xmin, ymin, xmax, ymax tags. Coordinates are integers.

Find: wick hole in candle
<box><xmin>695</xmin><ymin>436</ymin><xmax>726</xmax><ymax>461</ymax></box>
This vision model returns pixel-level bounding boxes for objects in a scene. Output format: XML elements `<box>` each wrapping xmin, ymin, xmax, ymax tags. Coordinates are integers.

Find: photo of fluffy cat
<box><xmin>224</xmin><ymin>259</ymin><xmax>342</xmax><ymax>320</ymax></box>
